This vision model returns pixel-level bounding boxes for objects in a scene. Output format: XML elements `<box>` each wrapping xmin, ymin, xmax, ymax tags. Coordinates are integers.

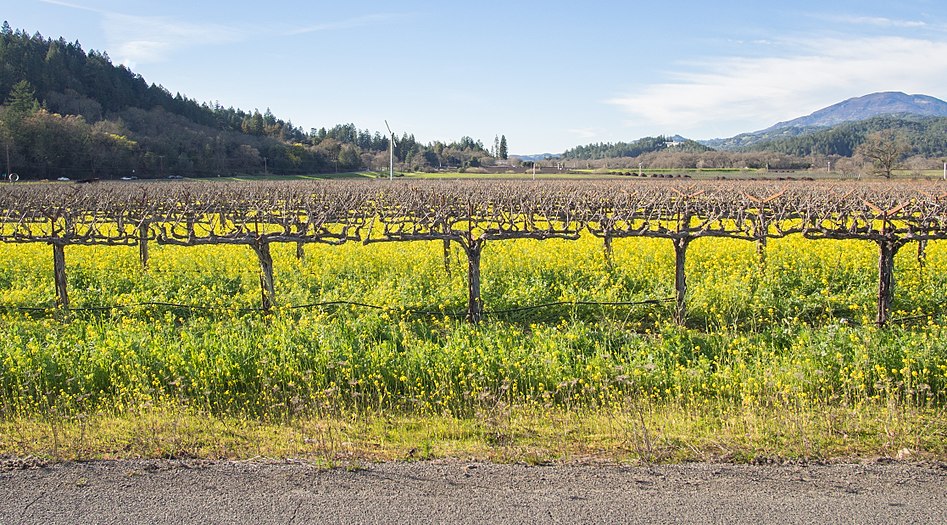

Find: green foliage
<box><xmin>562</xmin><ymin>135</ymin><xmax>713</xmax><ymax>160</ymax></box>
<box><xmin>337</xmin><ymin>144</ymin><xmax>360</xmax><ymax>171</ymax></box>
<box><xmin>747</xmin><ymin>115</ymin><xmax>947</xmax><ymax>158</ymax></box>
<box><xmin>4</xmin><ymin>80</ymin><xmax>39</xmax><ymax>115</ymax></box>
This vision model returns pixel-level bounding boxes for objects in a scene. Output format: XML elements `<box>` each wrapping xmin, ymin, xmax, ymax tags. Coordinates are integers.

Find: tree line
<box><xmin>561</xmin><ymin>136</ymin><xmax>711</xmax><ymax>160</ymax></box>
<box><xmin>746</xmin><ymin>115</ymin><xmax>947</xmax><ymax>158</ymax></box>
<box><xmin>555</xmin><ymin>119</ymin><xmax>946</xmax><ymax>177</ymax></box>
<box><xmin>0</xmin><ymin>24</ymin><xmax>504</xmax><ymax>179</ymax></box>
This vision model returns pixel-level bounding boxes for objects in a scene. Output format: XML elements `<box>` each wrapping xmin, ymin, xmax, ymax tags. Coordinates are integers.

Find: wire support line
<box><xmin>482</xmin><ymin>298</ymin><xmax>675</xmax><ymax>316</ymax></box>
<box><xmin>0</xmin><ymin>298</ymin><xmax>676</xmax><ymax>317</ymax></box>
<box><xmin>889</xmin><ymin>309</ymin><xmax>947</xmax><ymax>325</ymax></box>
<box><xmin>1</xmin><ymin>300</ymin><xmax>944</xmax><ymax>330</ymax></box>
<box><xmin>0</xmin><ymin>301</ymin><xmax>259</xmax><ymax>313</ymax></box>
<box><xmin>288</xmin><ymin>301</ymin><xmax>385</xmax><ymax>311</ymax></box>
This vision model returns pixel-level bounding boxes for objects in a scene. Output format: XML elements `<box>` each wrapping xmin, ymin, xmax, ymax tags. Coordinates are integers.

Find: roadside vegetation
<box><xmin>1</xmin><ymin>234</ymin><xmax>945</xmax><ymax>464</ymax></box>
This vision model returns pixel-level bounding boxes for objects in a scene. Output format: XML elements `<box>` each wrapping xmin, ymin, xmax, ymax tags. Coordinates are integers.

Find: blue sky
<box><xmin>6</xmin><ymin>0</ymin><xmax>947</xmax><ymax>153</ymax></box>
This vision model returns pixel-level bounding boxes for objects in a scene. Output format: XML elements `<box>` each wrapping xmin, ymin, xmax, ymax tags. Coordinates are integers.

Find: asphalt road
<box><xmin>1</xmin><ymin>458</ymin><xmax>946</xmax><ymax>524</ymax></box>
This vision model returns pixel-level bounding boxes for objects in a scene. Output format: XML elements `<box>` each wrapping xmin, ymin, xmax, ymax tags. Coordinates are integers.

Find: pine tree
<box><xmin>5</xmin><ymin>80</ymin><xmax>40</xmax><ymax>115</ymax></box>
<box><xmin>499</xmin><ymin>135</ymin><xmax>508</xmax><ymax>160</ymax></box>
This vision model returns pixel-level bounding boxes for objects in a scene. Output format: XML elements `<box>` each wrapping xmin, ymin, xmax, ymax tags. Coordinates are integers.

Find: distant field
<box><xmin>22</xmin><ymin>166</ymin><xmax>947</xmax><ymax>183</ymax></box>
<box><xmin>580</xmin><ymin>168</ymin><xmax>947</xmax><ymax>181</ymax></box>
<box><xmin>160</xmin><ymin>171</ymin><xmax>627</xmax><ymax>181</ymax></box>
<box><xmin>125</xmin><ymin>168</ymin><xmax>947</xmax><ymax>182</ymax></box>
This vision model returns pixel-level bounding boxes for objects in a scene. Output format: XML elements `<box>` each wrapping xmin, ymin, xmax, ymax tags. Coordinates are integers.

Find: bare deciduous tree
<box><xmin>855</xmin><ymin>130</ymin><xmax>910</xmax><ymax>179</ymax></box>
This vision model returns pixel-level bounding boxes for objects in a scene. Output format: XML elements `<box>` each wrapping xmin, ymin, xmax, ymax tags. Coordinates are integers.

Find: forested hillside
<box><xmin>561</xmin><ymin>136</ymin><xmax>711</xmax><ymax>160</ymax></box>
<box><xmin>745</xmin><ymin>115</ymin><xmax>947</xmax><ymax>158</ymax></box>
<box><xmin>0</xmin><ymin>24</ymin><xmax>495</xmax><ymax>179</ymax></box>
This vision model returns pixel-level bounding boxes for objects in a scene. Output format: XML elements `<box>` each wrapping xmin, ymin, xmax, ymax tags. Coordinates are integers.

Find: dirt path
<box><xmin>2</xmin><ymin>458</ymin><xmax>946</xmax><ymax>524</ymax></box>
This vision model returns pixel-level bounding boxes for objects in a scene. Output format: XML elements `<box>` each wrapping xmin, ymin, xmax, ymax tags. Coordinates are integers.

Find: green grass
<box><xmin>4</xmin><ymin>402</ymin><xmax>944</xmax><ymax>464</ymax></box>
<box><xmin>205</xmin><ymin>171</ymin><xmax>380</xmax><ymax>181</ymax></box>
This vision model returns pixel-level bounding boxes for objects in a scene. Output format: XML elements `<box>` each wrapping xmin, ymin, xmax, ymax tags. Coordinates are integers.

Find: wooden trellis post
<box><xmin>755</xmin><ymin>227</ymin><xmax>768</xmax><ymax>271</ymax></box>
<box><xmin>251</xmin><ymin>240</ymin><xmax>276</xmax><ymax>312</ymax></box>
<box><xmin>603</xmin><ymin>235</ymin><xmax>613</xmax><ymax>269</ymax></box>
<box><xmin>138</xmin><ymin>221</ymin><xmax>150</xmax><ymax>269</ymax></box>
<box><xmin>464</xmin><ymin>237</ymin><xmax>485</xmax><ymax>323</ymax></box>
<box><xmin>756</xmin><ymin>237</ymin><xmax>768</xmax><ymax>271</ymax></box>
<box><xmin>747</xmin><ymin>191</ymin><xmax>782</xmax><ymax>273</ymax></box>
<box><xmin>876</xmin><ymin>238</ymin><xmax>905</xmax><ymax>326</ymax></box>
<box><xmin>295</xmin><ymin>242</ymin><xmax>305</xmax><ymax>260</ymax></box>
<box><xmin>52</xmin><ymin>242</ymin><xmax>68</xmax><ymax>309</ymax></box>
<box><xmin>672</xmin><ymin>236</ymin><xmax>690</xmax><ymax>325</ymax></box>
<box><xmin>442</xmin><ymin>238</ymin><xmax>452</xmax><ymax>277</ymax></box>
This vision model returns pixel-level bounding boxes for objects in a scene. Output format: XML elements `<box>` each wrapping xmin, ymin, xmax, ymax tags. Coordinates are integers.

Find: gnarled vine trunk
<box><xmin>52</xmin><ymin>242</ymin><xmax>68</xmax><ymax>309</ymax></box>
<box><xmin>465</xmin><ymin>238</ymin><xmax>485</xmax><ymax>323</ymax></box>
<box><xmin>252</xmin><ymin>241</ymin><xmax>276</xmax><ymax>312</ymax></box>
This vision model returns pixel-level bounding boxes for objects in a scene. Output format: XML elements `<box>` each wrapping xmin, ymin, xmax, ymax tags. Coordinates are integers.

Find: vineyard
<box><xmin>2</xmin><ymin>179</ymin><xmax>946</xmax><ymax>324</ymax></box>
<box><xmin>1</xmin><ymin>179</ymin><xmax>947</xmax><ymax>461</ymax></box>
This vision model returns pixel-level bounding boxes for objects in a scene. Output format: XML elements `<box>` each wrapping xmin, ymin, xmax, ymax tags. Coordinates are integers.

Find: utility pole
<box><xmin>385</xmin><ymin>120</ymin><xmax>395</xmax><ymax>181</ymax></box>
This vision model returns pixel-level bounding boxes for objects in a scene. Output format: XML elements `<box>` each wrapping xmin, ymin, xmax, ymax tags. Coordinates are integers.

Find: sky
<box><xmin>5</xmin><ymin>0</ymin><xmax>947</xmax><ymax>154</ymax></box>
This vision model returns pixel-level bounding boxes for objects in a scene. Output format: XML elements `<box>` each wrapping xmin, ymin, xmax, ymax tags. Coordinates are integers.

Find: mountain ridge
<box><xmin>700</xmin><ymin>92</ymin><xmax>947</xmax><ymax>150</ymax></box>
<box><xmin>768</xmin><ymin>92</ymin><xmax>947</xmax><ymax>130</ymax></box>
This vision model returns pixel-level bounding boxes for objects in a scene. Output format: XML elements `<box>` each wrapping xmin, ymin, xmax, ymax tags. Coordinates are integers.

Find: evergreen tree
<box><xmin>499</xmin><ymin>135</ymin><xmax>508</xmax><ymax>160</ymax></box>
<box><xmin>2</xmin><ymin>80</ymin><xmax>40</xmax><ymax>175</ymax></box>
<box><xmin>5</xmin><ymin>80</ymin><xmax>39</xmax><ymax>115</ymax></box>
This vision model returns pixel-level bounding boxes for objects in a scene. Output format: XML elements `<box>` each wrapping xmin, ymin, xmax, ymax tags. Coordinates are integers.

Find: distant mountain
<box><xmin>514</xmin><ymin>153</ymin><xmax>560</xmax><ymax>161</ymax></box>
<box><xmin>745</xmin><ymin>114</ymin><xmax>947</xmax><ymax>158</ymax></box>
<box><xmin>701</xmin><ymin>92</ymin><xmax>947</xmax><ymax>150</ymax></box>
<box><xmin>700</xmin><ymin>126</ymin><xmax>821</xmax><ymax>151</ymax></box>
<box><xmin>771</xmin><ymin>92</ymin><xmax>947</xmax><ymax>129</ymax></box>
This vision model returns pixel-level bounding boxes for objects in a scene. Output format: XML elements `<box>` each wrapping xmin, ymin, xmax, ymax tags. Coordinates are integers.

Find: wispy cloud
<box><xmin>38</xmin><ymin>0</ymin><xmax>241</xmax><ymax>65</ymax></box>
<box><xmin>607</xmin><ymin>36</ymin><xmax>947</xmax><ymax>138</ymax></box>
<box><xmin>38</xmin><ymin>0</ymin><xmax>403</xmax><ymax>66</ymax></box>
<box><xmin>288</xmin><ymin>13</ymin><xmax>408</xmax><ymax>36</ymax></box>
<box><xmin>102</xmin><ymin>13</ymin><xmax>241</xmax><ymax>66</ymax></box>
<box><xmin>828</xmin><ymin>14</ymin><xmax>929</xmax><ymax>29</ymax></box>
<box><xmin>38</xmin><ymin>0</ymin><xmax>97</xmax><ymax>12</ymax></box>
<box><xmin>568</xmin><ymin>127</ymin><xmax>602</xmax><ymax>140</ymax></box>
